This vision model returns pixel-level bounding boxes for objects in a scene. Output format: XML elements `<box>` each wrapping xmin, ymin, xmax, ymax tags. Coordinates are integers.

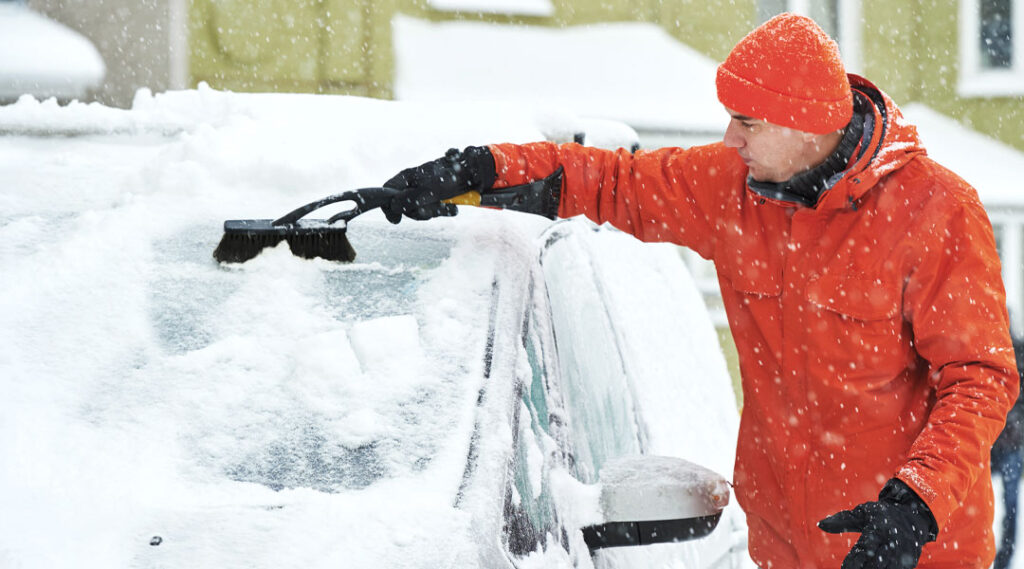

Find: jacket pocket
<box><xmin>805</xmin><ymin>273</ymin><xmax>899</xmax><ymax>321</ymax></box>
<box><xmin>798</xmin><ymin>274</ymin><xmax>905</xmax><ymax>397</ymax></box>
<box><xmin>720</xmin><ymin>258</ymin><xmax>783</xmax><ymax>298</ymax></box>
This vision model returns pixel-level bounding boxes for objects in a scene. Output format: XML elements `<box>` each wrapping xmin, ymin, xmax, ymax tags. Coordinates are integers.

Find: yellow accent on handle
<box><xmin>443</xmin><ymin>191</ymin><xmax>481</xmax><ymax>206</ymax></box>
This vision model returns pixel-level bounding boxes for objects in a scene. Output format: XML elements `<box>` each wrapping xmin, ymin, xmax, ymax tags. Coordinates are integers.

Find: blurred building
<box><xmin>17</xmin><ymin>1</ymin><xmax>1020</xmax><ymax>150</ymax></box>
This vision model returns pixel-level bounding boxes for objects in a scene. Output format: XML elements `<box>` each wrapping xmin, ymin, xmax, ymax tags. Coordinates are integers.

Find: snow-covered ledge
<box><xmin>426</xmin><ymin>0</ymin><xmax>554</xmax><ymax>17</ymax></box>
<box><xmin>957</xmin><ymin>71</ymin><xmax>1024</xmax><ymax>98</ymax></box>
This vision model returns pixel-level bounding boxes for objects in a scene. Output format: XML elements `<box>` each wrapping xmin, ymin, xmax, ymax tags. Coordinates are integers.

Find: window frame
<box><xmin>959</xmin><ymin>0</ymin><xmax>1024</xmax><ymax>97</ymax></box>
<box><xmin>989</xmin><ymin>214</ymin><xmax>1024</xmax><ymax>336</ymax></box>
<box><xmin>425</xmin><ymin>0</ymin><xmax>554</xmax><ymax>17</ymax></box>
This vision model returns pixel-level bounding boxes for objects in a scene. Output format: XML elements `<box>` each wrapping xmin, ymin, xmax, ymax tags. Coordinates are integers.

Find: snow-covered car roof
<box><xmin>0</xmin><ymin>2</ymin><xmax>104</xmax><ymax>101</ymax></box>
<box><xmin>0</xmin><ymin>89</ymin><xmax>742</xmax><ymax>568</ymax></box>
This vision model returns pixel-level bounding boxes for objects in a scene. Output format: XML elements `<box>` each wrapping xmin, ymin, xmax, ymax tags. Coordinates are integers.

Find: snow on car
<box><xmin>0</xmin><ymin>2</ymin><xmax>104</xmax><ymax>101</ymax></box>
<box><xmin>0</xmin><ymin>88</ymin><xmax>748</xmax><ymax>568</ymax></box>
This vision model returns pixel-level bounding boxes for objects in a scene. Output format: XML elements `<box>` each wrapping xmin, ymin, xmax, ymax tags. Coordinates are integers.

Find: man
<box><xmin>381</xmin><ymin>13</ymin><xmax>1019</xmax><ymax>569</ymax></box>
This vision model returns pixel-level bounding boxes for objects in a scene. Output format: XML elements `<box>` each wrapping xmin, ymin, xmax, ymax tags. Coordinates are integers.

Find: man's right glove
<box><xmin>381</xmin><ymin>146</ymin><xmax>496</xmax><ymax>224</ymax></box>
<box><xmin>818</xmin><ymin>478</ymin><xmax>938</xmax><ymax>569</ymax></box>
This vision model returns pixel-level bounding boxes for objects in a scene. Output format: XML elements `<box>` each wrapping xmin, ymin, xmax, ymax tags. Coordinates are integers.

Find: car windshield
<box><xmin>152</xmin><ymin>224</ymin><xmax>459</xmax><ymax>495</ymax></box>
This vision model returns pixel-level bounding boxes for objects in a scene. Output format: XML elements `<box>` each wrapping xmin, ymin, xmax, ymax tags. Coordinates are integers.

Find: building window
<box><xmin>981</xmin><ymin>0</ymin><xmax>1013</xmax><ymax>68</ymax></box>
<box><xmin>959</xmin><ymin>0</ymin><xmax>1024</xmax><ymax>96</ymax></box>
<box><xmin>759</xmin><ymin>0</ymin><xmax>862</xmax><ymax>73</ymax></box>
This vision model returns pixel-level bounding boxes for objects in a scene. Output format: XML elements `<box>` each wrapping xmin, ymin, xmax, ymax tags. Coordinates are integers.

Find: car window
<box><xmin>504</xmin><ymin>222</ymin><xmax>656</xmax><ymax>561</ymax></box>
<box><xmin>539</xmin><ymin>223</ymin><xmax>646</xmax><ymax>484</ymax></box>
<box><xmin>504</xmin><ymin>284</ymin><xmax>569</xmax><ymax>555</ymax></box>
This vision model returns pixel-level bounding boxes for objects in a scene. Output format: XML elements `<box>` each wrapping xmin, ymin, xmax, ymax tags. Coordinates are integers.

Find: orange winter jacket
<box><xmin>489</xmin><ymin>76</ymin><xmax>1018</xmax><ymax>568</ymax></box>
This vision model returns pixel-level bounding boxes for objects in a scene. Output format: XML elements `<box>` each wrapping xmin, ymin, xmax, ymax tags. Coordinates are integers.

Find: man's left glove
<box><xmin>818</xmin><ymin>478</ymin><xmax>938</xmax><ymax>569</ymax></box>
<box><xmin>381</xmin><ymin>146</ymin><xmax>496</xmax><ymax>224</ymax></box>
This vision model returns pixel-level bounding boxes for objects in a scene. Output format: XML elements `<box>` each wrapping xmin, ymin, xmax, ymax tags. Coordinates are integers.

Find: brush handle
<box><xmin>272</xmin><ymin>166</ymin><xmax>562</xmax><ymax>226</ymax></box>
<box><xmin>475</xmin><ymin>166</ymin><xmax>563</xmax><ymax>220</ymax></box>
<box><xmin>438</xmin><ymin>168</ymin><xmax>563</xmax><ymax>218</ymax></box>
<box><xmin>272</xmin><ymin>187</ymin><xmax>399</xmax><ymax>226</ymax></box>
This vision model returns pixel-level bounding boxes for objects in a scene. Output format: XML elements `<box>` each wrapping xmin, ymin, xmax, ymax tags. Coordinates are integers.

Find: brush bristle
<box><xmin>213</xmin><ymin>220</ymin><xmax>356</xmax><ymax>264</ymax></box>
<box><xmin>285</xmin><ymin>233</ymin><xmax>357</xmax><ymax>262</ymax></box>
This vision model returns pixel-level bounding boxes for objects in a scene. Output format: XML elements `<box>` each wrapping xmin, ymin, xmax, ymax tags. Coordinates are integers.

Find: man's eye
<box><xmin>742</xmin><ymin>122</ymin><xmax>755</xmax><ymax>129</ymax></box>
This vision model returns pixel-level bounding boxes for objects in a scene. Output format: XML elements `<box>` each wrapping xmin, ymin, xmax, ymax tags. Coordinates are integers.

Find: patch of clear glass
<box><xmin>981</xmin><ymin>0</ymin><xmax>1014</xmax><ymax>68</ymax></box>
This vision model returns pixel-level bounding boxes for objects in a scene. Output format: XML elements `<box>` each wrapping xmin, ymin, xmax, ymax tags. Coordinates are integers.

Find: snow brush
<box><xmin>212</xmin><ymin>167</ymin><xmax>563</xmax><ymax>264</ymax></box>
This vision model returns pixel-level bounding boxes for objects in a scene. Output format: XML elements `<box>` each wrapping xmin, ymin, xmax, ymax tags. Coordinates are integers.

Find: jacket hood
<box><xmin>831</xmin><ymin>74</ymin><xmax>927</xmax><ymax>207</ymax></box>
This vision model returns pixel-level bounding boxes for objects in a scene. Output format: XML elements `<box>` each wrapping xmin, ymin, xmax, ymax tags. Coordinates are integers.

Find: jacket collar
<box><xmin>834</xmin><ymin>75</ymin><xmax>926</xmax><ymax>206</ymax></box>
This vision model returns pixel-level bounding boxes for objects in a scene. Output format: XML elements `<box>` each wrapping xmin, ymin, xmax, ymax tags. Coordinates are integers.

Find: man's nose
<box><xmin>723</xmin><ymin>121</ymin><xmax>744</xmax><ymax>149</ymax></box>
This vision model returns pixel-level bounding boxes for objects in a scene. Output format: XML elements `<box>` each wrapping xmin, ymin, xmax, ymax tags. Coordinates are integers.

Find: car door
<box><xmin>501</xmin><ymin>219</ymin><xmax>748</xmax><ymax>568</ymax></box>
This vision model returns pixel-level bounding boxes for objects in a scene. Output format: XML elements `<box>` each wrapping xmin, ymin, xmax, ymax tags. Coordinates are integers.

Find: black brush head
<box><xmin>213</xmin><ymin>219</ymin><xmax>356</xmax><ymax>264</ymax></box>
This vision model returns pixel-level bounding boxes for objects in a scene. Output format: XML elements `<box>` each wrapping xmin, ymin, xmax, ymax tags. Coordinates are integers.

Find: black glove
<box><xmin>381</xmin><ymin>146</ymin><xmax>496</xmax><ymax>224</ymax></box>
<box><xmin>818</xmin><ymin>479</ymin><xmax>938</xmax><ymax>569</ymax></box>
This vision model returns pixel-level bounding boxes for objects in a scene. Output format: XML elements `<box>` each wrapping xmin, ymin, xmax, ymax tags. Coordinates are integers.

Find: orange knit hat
<box><xmin>716</xmin><ymin>13</ymin><xmax>853</xmax><ymax>134</ymax></box>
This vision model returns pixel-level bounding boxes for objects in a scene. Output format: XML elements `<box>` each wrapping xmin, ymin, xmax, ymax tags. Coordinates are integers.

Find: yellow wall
<box><xmin>190</xmin><ymin>0</ymin><xmax>393</xmax><ymax>98</ymax></box>
<box><xmin>659</xmin><ymin>0</ymin><xmax>755</xmax><ymax>63</ymax></box>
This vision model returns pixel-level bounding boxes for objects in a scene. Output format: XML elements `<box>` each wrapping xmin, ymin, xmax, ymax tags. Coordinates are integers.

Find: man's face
<box><xmin>722</xmin><ymin>109</ymin><xmax>822</xmax><ymax>183</ymax></box>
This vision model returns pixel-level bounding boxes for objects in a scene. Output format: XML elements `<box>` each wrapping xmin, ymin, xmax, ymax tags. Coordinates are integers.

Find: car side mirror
<box><xmin>580</xmin><ymin>455</ymin><xmax>731</xmax><ymax>552</ymax></box>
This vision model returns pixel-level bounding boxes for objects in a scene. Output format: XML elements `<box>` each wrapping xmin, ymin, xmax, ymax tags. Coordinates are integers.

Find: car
<box><xmin>0</xmin><ymin>88</ymin><xmax>749</xmax><ymax>568</ymax></box>
<box><xmin>0</xmin><ymin>0</ymin><xmax>104</xmax><ymax>102</ymax></box>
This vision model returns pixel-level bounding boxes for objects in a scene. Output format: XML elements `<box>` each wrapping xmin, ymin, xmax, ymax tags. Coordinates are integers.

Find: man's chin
<box><xmin>749</xmin><ymin>169</ymin><xmax>786</xmax><ymax>184</ymax></box>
